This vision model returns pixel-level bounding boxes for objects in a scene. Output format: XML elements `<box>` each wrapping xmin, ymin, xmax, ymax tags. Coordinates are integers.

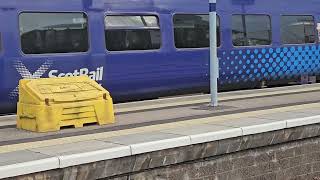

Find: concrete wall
<box><xmin>10</xmin><ymin>124</ymin><xmax>320</xmax><ymax>180</ymax></box>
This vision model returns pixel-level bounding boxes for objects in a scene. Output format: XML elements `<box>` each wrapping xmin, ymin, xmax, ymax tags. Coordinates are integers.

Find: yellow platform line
<box><xmin>0</xmin><ymin>102</ymin><xmax>320</xmax><ymax>154</ymax></box>
<box><xmin>115</xmin><ymin>85</ymin><xmax>320</xmax><ymax>113</ymax></box>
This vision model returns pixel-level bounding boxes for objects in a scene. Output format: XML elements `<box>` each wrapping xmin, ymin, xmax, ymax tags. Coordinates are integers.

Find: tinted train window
<box><xmin>232</xmin><ymin>15</ymin><xmax>272</xmax><ymax>46</ymax></box>
<box><xmin>19</xmin><ymin>13</ymin><xmax>89</xmax><ymax>54</ymax></box>
<box><xmin>281</xmin><ymin>15</ymin><xmax>315</xmax><ymax>44</ymax></box>
<box><xmin>173</xmin><ymin>14</ymin><xmax>220</xmax><ymax>48</ymax></box>
<box><xmin>105</xmin><ymin>15</ymin><xmax>161</xmax><ymax>51</ymax></box>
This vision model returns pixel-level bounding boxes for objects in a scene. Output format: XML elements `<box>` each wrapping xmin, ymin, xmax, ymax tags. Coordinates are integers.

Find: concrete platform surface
<box><xmin>0</xmin><ymin>84</ymin><xmax>320</xmax><ymax>147</ymax></box>
<box><xmin>1</xmin><ymin>101</ymin><xmax>320</xmax><ymax>178</ymax></box>
<box><xmin>1</xmin><ymin>84</ymin><xmax>320</xmax><ymax>178</ymax></box>
<box><xmin>0</xmin><ymin>150</ymin><xmax>58</xmax><ymax>179</ymax></box>
<box><xmin>115</xmin><ymin>83</ymin><xmax>320</xmax><ymax>113</ymax></box>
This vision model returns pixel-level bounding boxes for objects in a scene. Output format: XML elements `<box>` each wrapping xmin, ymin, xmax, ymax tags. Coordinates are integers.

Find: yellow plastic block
<box><xmin>17</xmin><ymin>76</ymin><xmax>115</xmax><ymax>133</ymax></box>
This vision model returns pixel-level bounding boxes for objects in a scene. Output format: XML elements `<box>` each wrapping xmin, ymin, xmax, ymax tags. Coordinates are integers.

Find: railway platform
<box><xmin>2</xmin><ymin>84</ymin><xmax>320</xmax><ymax>179</ymax></box>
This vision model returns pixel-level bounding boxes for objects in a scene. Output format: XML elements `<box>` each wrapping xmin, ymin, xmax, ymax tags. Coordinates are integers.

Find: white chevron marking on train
<box><xmin>9</xmin><ymin>60</ymin><xmax>53</xmax><ymax>98</ymax></box>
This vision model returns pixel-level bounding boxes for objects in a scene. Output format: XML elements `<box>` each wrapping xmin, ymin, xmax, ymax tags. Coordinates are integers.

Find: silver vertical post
<box><xmin>209</xmin><ymin>0</ymin><xmax>218</xmax><ymax>107</ymax></box>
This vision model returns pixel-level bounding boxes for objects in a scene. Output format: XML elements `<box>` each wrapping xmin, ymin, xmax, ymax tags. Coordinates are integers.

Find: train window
<box><xmin>19</xmin><ymin>12</ymin><xmax>89</xmax><ymax>54</ymax></box>
<box><xmin>173</xmin><ymin>14</ymin><xmax>220</xmax><ymax>48</ymax></box>
<box><xmin>232</xmin><ymin>15</ymin><xmax>272</xmax><ymax>46</ymax></box>
<box><xmin>281</xmin><ymin>15</ymin><xmax>315</xmax><ymax>44</ymax></box>
<box><xmin>105</xmin><ymin>15</ymin><xmax>161</xmax><ymax>51</ymax></box>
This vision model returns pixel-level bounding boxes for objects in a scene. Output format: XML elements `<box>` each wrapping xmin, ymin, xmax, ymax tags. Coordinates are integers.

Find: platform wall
<box><xmin>128</xmin><ymin>136</ymin><xmax>320</xmax><ymax>180</ymax></box>
<box><xmin>11</xmin><ymin>124</ymin><xmax>320</xmax><ymax>180</ymax></box>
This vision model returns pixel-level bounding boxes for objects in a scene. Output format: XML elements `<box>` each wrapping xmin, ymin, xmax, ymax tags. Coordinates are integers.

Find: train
<box><xmin>0</xmin><ymin>0</ymin><xmax>319</xmax><ymax>113</ymax></box>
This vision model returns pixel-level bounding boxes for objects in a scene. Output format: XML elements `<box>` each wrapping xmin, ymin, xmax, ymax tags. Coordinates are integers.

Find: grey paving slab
<box><xmin>207</xmin><ymin>117</ymin><xmax>287</xmax><ymax>135</ymax></box>
<box><xmin>161</xmin><ymin>124</ymin><xmax>242</xmax><ymax>144</ymax></box>
<box><xmin>0</xmin><ymin>150</ymin><xmax>53</xmax><ymax>166</ymax></box>
<box><xmin>30</xmin><ymin>140</ymin><xmax>131</xmax><ymax>168</ymax></box>
<box><xmin>253</xmin><ymin>111</ymin><xmax>310</xmax><ymax>121</ymax></box>
<box><xmin>100</xmin><ymin>131</ymin><xmax>191</xmax><ymax>155</ymax></box>
<box><xmin>30</xmin><ymin>140</ymin><xmax>124</xmax><ymax>156</ymax></box>
<box><xmin>0</xmin><ymin>150</ymin><xmax>58</xmax><ymax>179</ymax></box>
<box><xmin>293</xmin><ymin>108</ymin><xmax>320</xmax><ymax>116</ymax></box>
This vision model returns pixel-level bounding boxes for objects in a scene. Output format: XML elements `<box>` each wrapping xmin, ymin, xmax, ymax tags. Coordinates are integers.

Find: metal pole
<box><xmin>209</xmin><ymin>0</ymin><xmax>218</xmax><ymax>107</ymax></box>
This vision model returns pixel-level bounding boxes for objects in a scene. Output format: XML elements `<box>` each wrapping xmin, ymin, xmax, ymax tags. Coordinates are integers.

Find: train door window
<box><xmin>281</xmin><ymin>15</ymin><xmax>315</xmax><ymax>44</ymax></box>
<box><xmin>19</xmin><ymin>12</ymin><xmax>89</xmax><ymax>54</ymax></box>
<box><xmin>105</xmin><ymin>15</ymin><xmax>161</xmax><ymax>51</ymax></box>
<box><xmin>232</xmin><ymin>15</ymin><xmax>272</xmax><ymax>46</ymax></box>
<box><xmin>173</xmin><ymin>14</ymin><xmax>220</xmax><ymax>48</ymax></box>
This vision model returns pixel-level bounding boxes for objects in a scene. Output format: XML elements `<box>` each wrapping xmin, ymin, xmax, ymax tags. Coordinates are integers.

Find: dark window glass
<box><xmin>19</xmin><ymin>13</ymin><xmax>89</xmax><ymax>54</ymax></box>
<box><xmin>232</xmin><ymin>15</ymin><xmax>272</xmax><ymax>46</ymax></box>
<box><xmin>173</xmin><ymin>14</ymin><xmax>220</xmax><ymax>48</ymax></box>
<box><xmin>105</xmin><ymin>15</ymin><xmax>161</xmax><ymax>51</ymax></box>
<box><xmin>281</xmin><ymin>15</ymin><xmax>315</xmax><ymax>44</ymax></box>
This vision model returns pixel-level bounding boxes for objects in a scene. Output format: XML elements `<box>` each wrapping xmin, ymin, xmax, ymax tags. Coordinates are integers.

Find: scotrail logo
<box><xmin>48</xmin><ymin>67</ymin><xmax>104</xmax><ymax>81</ymax></box>
<box><xmin>10</xmin><ymin>60</ymin><xmax>104</xmax><ymax>98</ymax></box>
<box><xmin>9</xmin><ymin>60</ymin><xmax>53</xmax><ymax>98</ymax></box>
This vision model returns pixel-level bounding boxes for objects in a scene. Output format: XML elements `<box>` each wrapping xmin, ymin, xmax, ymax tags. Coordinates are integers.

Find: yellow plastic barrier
<box><xmin>17</xmin><ymin>76</ymin><xmax>115</xmax><ymax>132</ymax></box>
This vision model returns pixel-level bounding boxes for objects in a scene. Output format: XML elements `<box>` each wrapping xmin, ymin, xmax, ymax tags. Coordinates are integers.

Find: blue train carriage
<box><xmin>218</xmin><ymin>0</ymin><xmax>320</xmax><ymax>88</ymax></box>
<box><xmin>0</xmin><ymin>0</ymin><xmax>319</xmax><ymax>113</ymax></box>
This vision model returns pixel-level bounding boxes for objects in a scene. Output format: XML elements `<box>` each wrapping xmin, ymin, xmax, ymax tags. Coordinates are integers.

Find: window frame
<box><xmin>231</xmin><ymin>14</ymin><xmax>273</xmax><ymax>48</ymax></box>
<box><xmin>18</xmin><ymin>11</ymin><xmax>91</xmax><ymax>56</ymax></box>
<box><xmin>104</xmin><ymin>13</ymin><xmax>162</xmax><ymax>53</ymax></box>
<box><xmin>172</xmin><ymin>13</ymin><xmax>221</xmax><ymax>50</ymax></box>
<box><xmin>280</xmin><ymin>14</ymin><xmax>317</xmax><ymax>45</ymax></box>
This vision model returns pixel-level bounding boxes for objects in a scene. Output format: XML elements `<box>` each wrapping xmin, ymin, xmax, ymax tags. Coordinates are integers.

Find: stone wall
<box><xmin>125</xmin><ymin>137</ymin><xmax>320</xmax><ymax>180</ymax></box>
<box><xmin>10</xmin><ymin>124</ymin><xmax>320</xmax><ymax>180</ymax></box>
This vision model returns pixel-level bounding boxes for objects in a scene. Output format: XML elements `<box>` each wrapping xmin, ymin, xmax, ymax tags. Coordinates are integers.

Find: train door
<box><xmin>0</xmin><ymin>9</ymin><xmax>21</xmax><ymax>113</ymax></box>
<box><xmin>0</xmin><ymin>27</ymin><xmax>3</xmax><ymax>69</ymax></box>
<box><xmin>0</xmin><ymin>10</ymin><xmax>8</xmax><ymax>112</ymax></box>
<box><xmin>0</xmin><ymin>30</ymin><xmax>3</xmax><ymax>87</ymax></box>
<box><xmin>103</xmin><ymin>13</ymin><xmax>212</xmax><ymax>100</ymax></box>
<box><xmin>0</xmin><ymin>31</ymin><xmax>3</xmax><ymax>91</ymax></box>
<box><xmin>103</xmin><ymin>14</ymin><xmax>171</xmax><ymax>100</ymax></box>
<box><xmin>170</xmin><ymin>14</ymin><xmax>214</xmax><ymax>91</ymax></box>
